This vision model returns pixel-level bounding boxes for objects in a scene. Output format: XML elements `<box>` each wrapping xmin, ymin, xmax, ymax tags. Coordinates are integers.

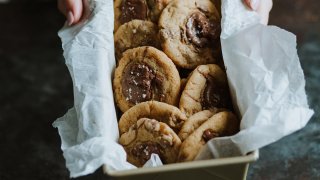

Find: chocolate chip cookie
<box><xmin>114</xmin><ymin>46</ymin><xmax>180</xmax><ymax>112</ymax></box>
<box><xmin>114</xmin><ymin>20</ymin><xmax>160</xmax><ymax>60</ymax></box>
<box><xmin>119</xmin><ymin>118</ymin><xmax>181</xmax><ymax>167</ymax></box>
<box><xmin>159</xmin><ymin>0</ymin><xmax>221</xmax><ymax>69</ymax></box>
<box><xmin>178</xmin><ymin>109</ymin><xmax>223</xmax><ymax>141</ymax></box>
<box><xmin>118</xmin><ymin>101</ymin><xmax>187</xmax><ymax>134</ymax></box>
<box><xmin>114</xmin><ymin>0</ymin><xmax>172</xmax><ymax>32</ymax></box>
<box><xmin>177</xmin><ymin>111</ymin><xmax>239</xmax><ymax>162</ymax></box>
<box><xmin>179</xmin><ymin>64</ymin><xmax>232</xmax><ymax>117</ymax></box>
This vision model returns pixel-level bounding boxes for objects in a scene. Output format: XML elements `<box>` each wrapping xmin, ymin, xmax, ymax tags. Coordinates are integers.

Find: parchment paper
<box><xmin>53</xmin><ymin>0</ymin><xmax>314</xmax><ymax>177</ymax></box>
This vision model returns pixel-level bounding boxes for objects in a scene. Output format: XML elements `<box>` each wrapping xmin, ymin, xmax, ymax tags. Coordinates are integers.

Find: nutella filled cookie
<box><xmin>114</xmin><ymin>46</ymin><xmax>180</xmax><ymax>112</ymax></box>
<box><xmin>178</xmin><ymin>109</ymin><xmax>222</xmax><ymax>141</ymax></box>
<box><xmin>178</xmin><ymin>111</ymin><xmax>239</xmax><ymax>162</ymax></box>
<box><xmin>118</xmin><ymin>101</ymin><xmax>187</xmax><ymax>134</ymax></box>
<box><xmin>114</xmin><ymin>0</ymin><xmax>172</xmax><ymax>31</ymax></box>
<box><xmin>159</xmin><ymin>0</ymin><xmax>221</xmax><ymax>69</ymax></box>
<box><xmin>179</xmin><ymin>64</ymin><xmax>232</xmax><ymax>117</ymax></box>
<box><xmin>119</xmin><ymin>118</ymin><xmax>181</xmax><ymax>167</ymax></box>
<box><xmin>114</xmin><ymin>20</ymin><xmax>160</xmax><ymax>60</ymax></box>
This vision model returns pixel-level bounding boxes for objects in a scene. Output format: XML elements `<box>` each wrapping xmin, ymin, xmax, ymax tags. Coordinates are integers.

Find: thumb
<box><xmin>58</xmin><ymin>0</ymin><xmax>83</xmax><ymax>26</ymax></box>
<box><xmin>243</xmin><ymin>0</ymin><xmax>273</xmax><ymax>25</ymax></box>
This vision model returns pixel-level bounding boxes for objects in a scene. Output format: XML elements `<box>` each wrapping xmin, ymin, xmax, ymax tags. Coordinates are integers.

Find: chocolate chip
<box><xmin>202</xmin><ymin>129</ymin><xmax>219</xmax><ymax>142</ymax></box>
<box><xmin>186</xmin><ymin>12</ymin><xmax>220</xmax><ymax>48</ymax></box>
<box><xmin>120</xmin><ymin>0</ymin><xmax>148</xmax><ymax>24</ymax></box>
<box><xmin>122</xmin><ymin>62</ymin><xmax>165</xmax><ymax>104</ymax></box>
<box><xmin>131</xmin><ymin>142</ymin><xmax>163</xmax><ymax>165</ymax></box>
<box><xmin>201</xmin><ymin>76</ymin><xmax>231</xmax><ymax>110</ymax></box>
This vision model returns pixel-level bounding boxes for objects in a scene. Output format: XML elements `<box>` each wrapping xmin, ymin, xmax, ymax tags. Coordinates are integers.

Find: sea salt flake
<box><xmin>144</xmin><ymin>148</ymin><xmax>149</xmax><ymax>156</ymax></box>
<box><xmin>133</xmin><ymin>80</ymin><xmax>138</xmax><ymax>85</ymax></box>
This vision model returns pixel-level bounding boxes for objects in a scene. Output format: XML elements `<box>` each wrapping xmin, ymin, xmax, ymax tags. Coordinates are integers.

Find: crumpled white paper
<box><xmin>52</xmin><ymin>0</ymin><xmax>136</xmax><ymax>177</ymax></box>
<box><xmin>196</xmin><ymin>0</ymin><xmax>314</xmax><ymax>159</ymax></box>
<box><xmin>53</xmin><ymin>0</ymin><xmax>314</xmax><ymax>177</ymax></box>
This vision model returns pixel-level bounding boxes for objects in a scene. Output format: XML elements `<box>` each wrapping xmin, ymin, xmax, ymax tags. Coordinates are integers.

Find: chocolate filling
<box><xmin>120</xmin><ymin>0</ymin><xmax>148</xmax><ymax>24</ymax></box>
<box><xmin>202</xmin><ymin>129</ymin><xmax>219</xmax><ymax>142</ymax></box>
<box><xmin>201</xmin><ymin>76</ymin><xmax>231</xmax><ymax>110</ymax></box>
<box><xmin>122</xmin><ymin>62</ymin><xmax>165</xmax><ymax>104</ymax></box>
<box><xmin>186</xmin><ymin>12</ymin><xmax>220</xmax><ymax>48</ymax></box>
<box><xmin>131</xmin><ymin>141</ymin><xmax>165</xmax><ymax>165</ymax></box>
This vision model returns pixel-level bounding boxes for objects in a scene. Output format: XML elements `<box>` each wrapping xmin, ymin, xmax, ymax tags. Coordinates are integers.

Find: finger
<box><xmin>67</xmin><ymin>0</ymin><xmax>83</xmax><ymax>25</ymax></box>
<box><xmin>243</xmin><ymin>0</ymin><xmax>273</xmax><ymax>25</ymax></box>
<box><xmin>243</xmin><ymin>0</ymin><xmax>260</xmax><ymax>10</ymax></box>
<box><xmin>80</xmin><ymin>0</ymin><xmax>91</xmax><ymax>23</ymax></box>
<box><xmin>57</xmin><ymin>0</ymin><xmax>83</xmax><ymax>26</ymax></box>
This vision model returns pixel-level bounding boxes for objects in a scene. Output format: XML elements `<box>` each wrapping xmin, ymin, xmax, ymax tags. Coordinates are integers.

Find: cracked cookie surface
<box><xmin>159</xmin><ymin>0</ymin><xmax>221</xmax><ymax>69</ymax></box>
<box><xmin>178</xmin><ymin>111</ymin><xmax>239</xmax><ymax>162</ymax></box>
<box><xmin>114</xmin><ymin>0</ymin><xmax>172</xmax><ymax>32</ymax></box>
<box><xmin>119</xmin><ymin>118</ymin><xmax>181</xmax><ymax>167</ymax></box>
<box><xmin>178</xmin><ymin>109</ymin><xmax>224</xmax><ymax>141</ymax></box>
<box><xmin>119</xmin><ymin>101</ymin><xmax>187</xmax><ymax>134</ymax></box>
<box><xmin>114</xmin><ymin>46</ymin><xmax>180</xmax><ymax>112</ymax></box>
<box><xmin>114</xmin><ymin>20</ymin><xmax>160</xmax><ymax>60</ymax></box>
<box><xmin>179</xmin><ymin>64</ymin><xmax>232</xmax><ymax>117</ymax></box>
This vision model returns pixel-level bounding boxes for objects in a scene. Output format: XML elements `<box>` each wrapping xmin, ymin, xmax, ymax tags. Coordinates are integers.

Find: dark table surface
<box><xmin>0</xmin><ymin>0</ymin><xmax>319</xmax><ymax>179</ymax></box>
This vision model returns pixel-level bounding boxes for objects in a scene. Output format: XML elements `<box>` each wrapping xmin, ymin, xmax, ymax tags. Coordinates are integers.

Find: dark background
<box><xmin>0</xmin><ymin>0</ymin><xmax>319</xmax><ymax>179</ymax></box>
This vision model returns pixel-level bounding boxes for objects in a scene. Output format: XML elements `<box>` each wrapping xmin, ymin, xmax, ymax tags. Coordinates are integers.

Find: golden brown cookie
<box><xmin>210</xmin><ymin>0</ymin><xmax>221</xmax><ymax>15</ymax></box>
<box><xmin>114</xmin><ymin>46</ymin><xmax>181</xmax><ymax>112</ymax></box>
<box><xmin>159</xmin><ymin>0</ymin><xmax>221</xmax><ymax>69</ymax></box>
<box><xmin>114</xmin><ymin>20</ymin><xmax>160</xmax><ymax>60</ymax></box>
<box><xmin>118</xmin><ymin>101</ymin><xmax>187</xmax><ymax>134</ymax></box>
<box><xmin>178</xmin><ymin>109</ymin><xmax>224</xmax><ymax>141</ymax></box>
<box><xmin>180</xmin><ymin>78</ymin><xmax>188</xmax><ymax>92</ymax></box>
<box><xmin>119</xmin><ymin>118</ymin><xmax>181</xmax><ymax>167</ymax></box>
<box><xmin>114</xmin><ymin>0</ymin><xmax>172</xmax><ymax>32</ymax></box>
<box><xmin>177</xmin><ymin>111</ymin><xmax>239</xmax><ymax>162</ymax></box>
<box><xmin>179</xmin><ymin>64</ymin><xmax>232</xmax><ymax>117</ymax></box>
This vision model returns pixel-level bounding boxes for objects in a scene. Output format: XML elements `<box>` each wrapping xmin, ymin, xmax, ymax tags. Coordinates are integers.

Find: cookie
<box><xmin>114</xmin><ymin>0</ymin><xmax>172</xmax><ymax>32</ymax></box>
<box><xmin>210</xmin><ymin>0</ymin><xmax>221</xmax><ymax>15</ymax></box>
<box><xmin>119</xmin><ymin>118</ymin><xmax>181</xmax><ymax>167</ymax></box>
<box><xmin>179</xmin><ymin>64</ymin><xmax>232</xmax><ymax>117</ymax></box>
<box><xmin>177</xmin><ymin>111</ymin><xmax>239</xmax><ymax>162</ymax></box>
<box><xmin>180</xmin><ymin>78</ymin><xmax>188</xmax><ymax>92</ymax></box>
<box><xmin>114</xmin><ymin>20</ymin><xmax>160</xmax><ymax>60</ymax></box>
<box><xmin>118</xmin><ymin>101</ymin><xmax>187</xmax><ymax>134</ymax></box>
<box><xmin>114</xmin><ymin>46</ymin><xmax>181</xmax><ymax>112</ymax></box>
<box><xmin>178</xmin><ymin>109</ymin><xmax>223</xmax><ymax>141</ymax></box>
<box><xmin>159</xmin><ymin>0</ymin><xmax>221</xmax><ymax>69</ymax></box>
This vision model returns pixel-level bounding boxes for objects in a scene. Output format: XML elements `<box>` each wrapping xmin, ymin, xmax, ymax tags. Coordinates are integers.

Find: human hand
<box><xmin>243</xmin><ymin>0</ymin><xmax>273</xmax><ymax>25</ymax></box>
<box><xmin>58</xmin><ymin>0</ymin><xmax>87</xmax><ymax>26</ymax></box>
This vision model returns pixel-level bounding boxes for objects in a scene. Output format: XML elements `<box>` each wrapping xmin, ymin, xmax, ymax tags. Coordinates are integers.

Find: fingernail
<box><xmin>67</xmin><ymin>11</ymin><xmax>74</xmax><ymax>26</ymax></box>
<box><xmin>250</xmin><ymin>0</ymin><xmax>260</xmax><ymax>10</ymax></box>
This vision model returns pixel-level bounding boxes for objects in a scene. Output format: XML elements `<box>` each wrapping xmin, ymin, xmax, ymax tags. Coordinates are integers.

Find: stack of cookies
<box><xmin>113</xmin><ymin>0</ymin><xmax>240</xmax><ymax>167</ymax></box>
